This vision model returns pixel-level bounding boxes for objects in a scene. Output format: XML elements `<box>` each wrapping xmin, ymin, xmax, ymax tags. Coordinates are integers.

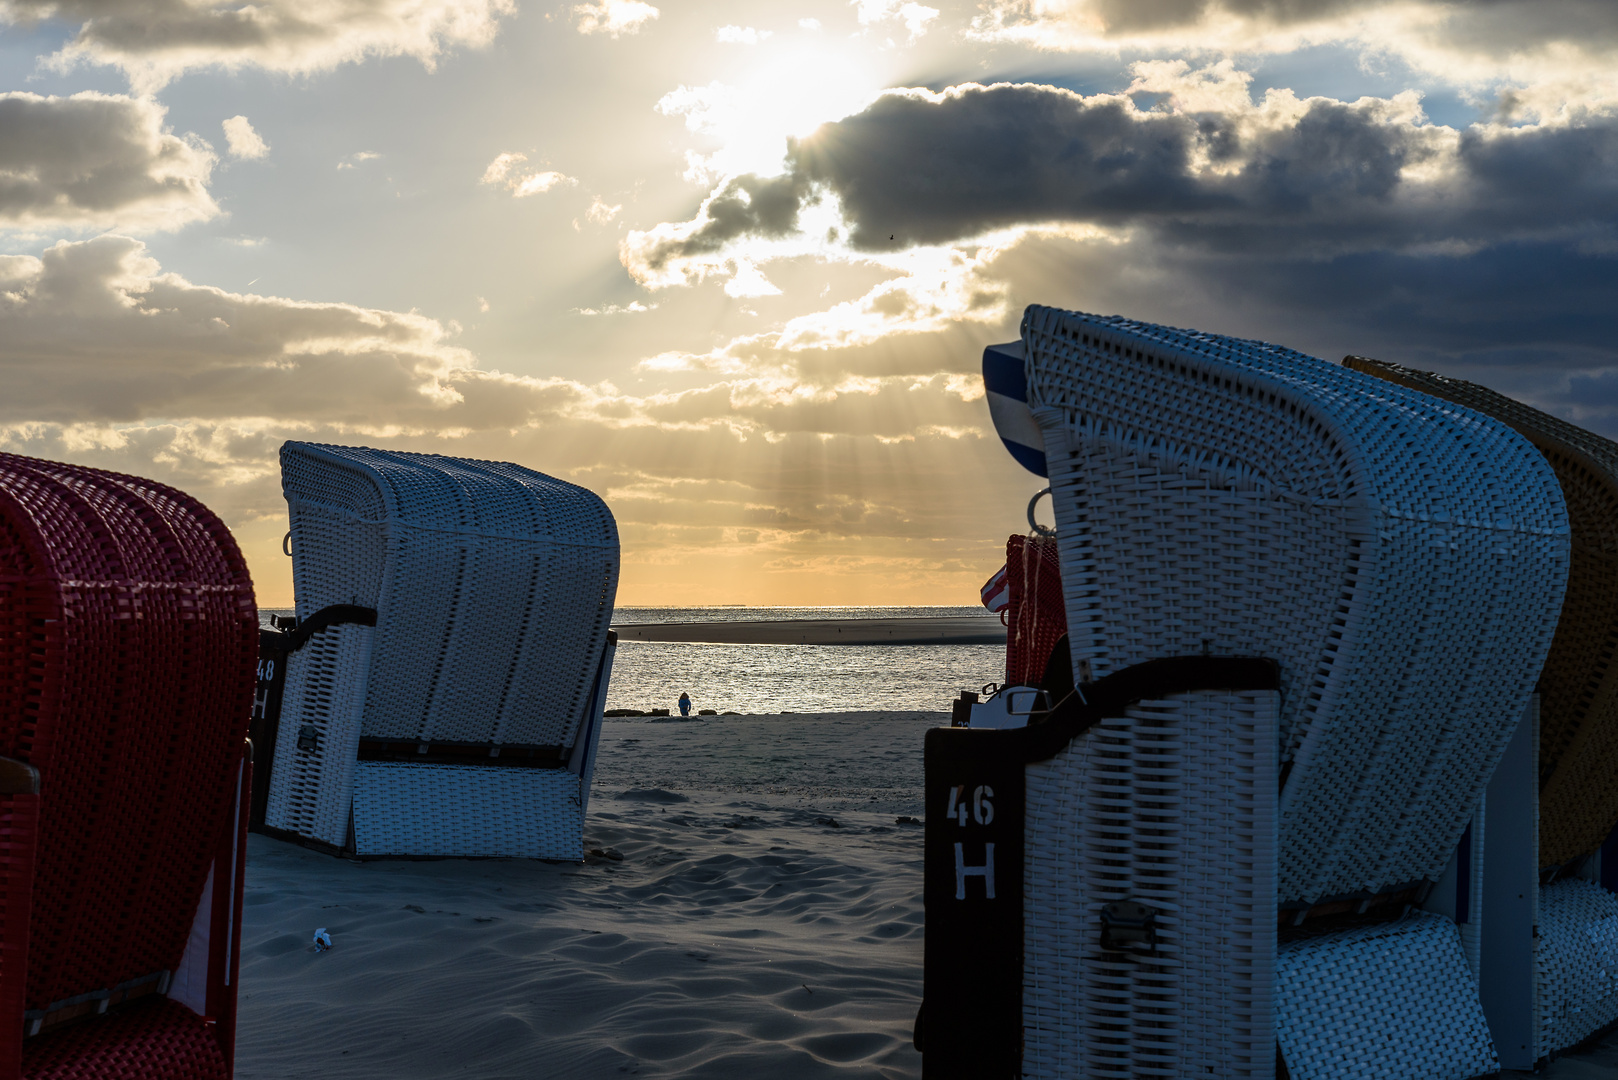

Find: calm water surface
<box><xmin>259</xmin><ymin>606</ymin><xmax>1003</xmax><ymax>714</ymax></box>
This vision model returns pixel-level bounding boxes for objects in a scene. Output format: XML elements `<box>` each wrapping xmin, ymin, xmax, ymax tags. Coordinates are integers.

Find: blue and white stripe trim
<box><xmin>982</xmin><ymin>341</ymin><xmax>1047</xmax><ymax>478</ymax></box>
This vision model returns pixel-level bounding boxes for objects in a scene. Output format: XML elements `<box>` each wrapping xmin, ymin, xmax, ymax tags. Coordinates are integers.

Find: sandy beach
<box><xmin>234</xmin><ymin>713</ymin><xmax>931</xmax><ymax>1079</ymax></box>
<box><xmin>230</xmin><ymin>711</ymin><xmax>1618</xmax><ymax>1079</ymax></box>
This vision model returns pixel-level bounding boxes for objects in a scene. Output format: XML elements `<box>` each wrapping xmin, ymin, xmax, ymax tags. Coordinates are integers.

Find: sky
<box><xmin>2</xmin><ymin>1</ymin><xmax>1616</xmax><ymax>607</ymax></box>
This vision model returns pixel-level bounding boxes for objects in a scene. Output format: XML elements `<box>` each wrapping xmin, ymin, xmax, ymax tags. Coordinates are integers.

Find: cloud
<box><xmin>586</xmin><ymin>195</ymin><xmax>622</xmax><ymax>223</ymax></box>
<box><xmin>337</xmin><ymin>150</ymin><xmax>380</xmax><ymax>170</ymax></box>
<box><xmin>0</xmin><ymin>233</ymin><xmax>1064</xmax><ymax>605</ymax></box>
<box><xmin>6</xmin><ymin>0</ymin><xmax>516</xmax><ymax>92</ymax></box>
<box><xmin>853</xmin><ymin>0</ymin><xmax>940</xmax><ymax>40</ymax></box>
<box><xmin>622</xmin><ymin>66</ymin><xmax>1618</xmax><ymax>290</ymax></box>
<box><xmin>0</xmin><ymin>91</ymin><xmax>218</xmax><ymax>232</ymax></box>
<box><xmin>622</xmin><ymin>172</ymin><xmax>814</xmax><ymax>288</ymax></box>
<box><xmin>965</xmin><ymin>0</ymin><xmax>1618</xmax><ymax>91</ymax></box>
<box><xmin>716</xmin><ymin>25</ymin><xmax>771</xmax><ymax>44</ymax></box>
<box><xmin>0</xmin><ymin>234</ymin><xmax>1005</xmax><ymax>444</ymax></box>
<box><xmin>221</xmin><ymin>115</ymin><xmax>268</xmax><ymax>160</ymax></box>
<box><xmin>0</xmin><ymin>234</ymin><xmax>490</xmax><ymax>426</ymax></box>
<box><xmin>573</xmin><ymin>0</ymin><xmax>659</xmax><ymax>37</ymax></box>
<box><xmin>480</xmin><ymin>152</ymin><xmax>575</xmax><ymax>197</ymax></box>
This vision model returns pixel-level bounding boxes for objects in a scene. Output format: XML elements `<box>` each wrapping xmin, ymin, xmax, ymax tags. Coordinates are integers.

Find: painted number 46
<box><xmin>945</xmin><ymin>784</ymin><xmax>993</xmax><ymax>827</ymax></box>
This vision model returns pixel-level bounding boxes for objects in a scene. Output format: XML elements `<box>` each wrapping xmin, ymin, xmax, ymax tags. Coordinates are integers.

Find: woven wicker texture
<box><xmin>2</xmin><ymin>790</ymin><xmax>40</xmax><ymax>1066</ymax></box>
<box><xmin>1019</xmin><ymin>307</ymin><xmax>1569</xmax><ymax>903</ymax></box>
<box><xmin>1005</xmin><ymin>534</ymin><xmax>1066</xmax><ymax>686</ymax></box>
<box><xmin>0</xmin><ymin>453</ymin><xmax>258</xmax><ymax>1014</ymax></box>
<box><xmin>1022</xmin><ymin>689</ymin><xmax>1278</xmax><ymax>1078</ymax></box>
<box><xmin>280</xmin><ymin>442</ymin><xmax>618</xmax><ymax>746</ymax></box>
<box><xmin>1345</xmin><ymin>357</ymin><xmax>1618</xmax><ymax>868</ymax></box>
<box><xmin>351</xmin><ymin>762</ymin><xmax>584</xmax><ymax>858</ymax></box>
<box><xmin>1275</xmin><ymin>912</ymin><xmax>1498</xmax><ymax>1079</ymax></box>
<box><xmin>1536</xmin><ymin>877</ymin><xmax>1618</xmax><ymax>1055</ymax></box>
<box><xmin>268</xmin><ymin>443</ymin><xmax>618</xmax><ymax>849</ymax></box>
<box><xmin>20</xmin><ymin>997</ymin><xmax>229</xmax><ymax>1079</ymax></box>
<box><xmin>262</xmin><ymin>625</ymin><xmax>374</xmax><ymax>847</ymax></box>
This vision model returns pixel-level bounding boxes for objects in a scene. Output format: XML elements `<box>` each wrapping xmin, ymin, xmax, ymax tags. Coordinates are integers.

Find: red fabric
<box><xmin>1005</xmin><ymin>534</ymin><xmax>1066</xmax><ymax>687</ymax></box>
<box><xmin>22</xmin><ymin>998</ymin><xmax>229</xmax><ymax>1079</ymax></box>
<box><xmin>0</xmin><ymin>454</ymin><xmax>257</xmax><ymax>1075</ymax></box>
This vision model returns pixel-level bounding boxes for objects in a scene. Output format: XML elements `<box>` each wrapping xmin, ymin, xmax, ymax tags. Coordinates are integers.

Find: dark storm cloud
<box><xmin>977</xmin><ymin>0</ymin><xmax>1618</xmax><ymax>44</ymax></box>
<box><xmin>625</xmin><ymin>81</ymin><xmax>1618</xmax><ymax>277</ymax></box>
<box><xmin>630</xmin><ymin>172</ymin><xmax>813</xmax><ymax>278</ymax></box>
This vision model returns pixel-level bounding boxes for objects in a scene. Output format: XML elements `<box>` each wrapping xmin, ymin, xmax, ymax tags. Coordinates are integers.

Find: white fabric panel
<box><xmin>167</xmin><ymin>863</ymin><xmax>213</xmax><ymax>1017</ymax></box>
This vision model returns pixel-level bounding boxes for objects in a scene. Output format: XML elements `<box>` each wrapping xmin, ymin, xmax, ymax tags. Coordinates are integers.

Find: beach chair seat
<box><xmin>1535</xmin><ymin>878</ymin><xmax>1618</xmax><ymax>1054</ymax></box>
<box><xmin>261</xmin><ymin>443</ymin><xmax>618</xmax><ymax>859</ymax></box>
<box><xmin>0</xmin><ymin>453</ymin><xmax>257</xmax><ymax>1078</ymax></box>
<box><xmin>1345</xmin><ymin>356</ymin><xmax>1618</xmax><ymax>1060</ymax></box>
<box><xmin>924</xmin><ymin>308</ymin><xmax>1568</xmax><ymax>1079</ymax></box>
<box><xmin>1276</xmin><ymin>914</ymin><xmax>1498</xmax><ymax>1080</ymax></box>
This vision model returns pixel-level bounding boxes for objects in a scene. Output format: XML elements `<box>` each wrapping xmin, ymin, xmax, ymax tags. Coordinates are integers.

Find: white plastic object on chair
<box><xmin>966</xmin><ymin>687</ymin><xmax>1041</xmax><ymax>730</ymax></box>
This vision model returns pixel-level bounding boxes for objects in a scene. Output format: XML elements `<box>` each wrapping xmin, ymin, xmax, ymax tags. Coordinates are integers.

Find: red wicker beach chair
<box><xmin>0</xmin><ymin>453</ymin><xmax>257</xmax><ymax>1078</ymax></box>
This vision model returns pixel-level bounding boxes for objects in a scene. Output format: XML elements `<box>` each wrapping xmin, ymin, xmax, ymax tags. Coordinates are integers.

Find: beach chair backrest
<box><xmin>1346</xmin><ymin>355</ymin><xmax>1618</xmax><ymax>869</ymax></box>
<box><xmin>279</xmin><ymin>441</ymin><xmax>618</xmax><ymax>747</ymax></box>
<box><xmin>1017</xmin><ymin>306</ymin><xmax>1569</xmax><ymax>903</ymax></box>
<box><xmin>0</xmin><ymin>453</ymin><xmax>256</xmax><ymax>1047</ymax></box>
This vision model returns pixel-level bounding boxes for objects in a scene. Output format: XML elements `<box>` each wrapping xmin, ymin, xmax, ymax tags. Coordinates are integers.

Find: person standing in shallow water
<box><xmin>678</xmin><ymin>692</ymin><xmax>692</xmax><ymax>717</ymax></box>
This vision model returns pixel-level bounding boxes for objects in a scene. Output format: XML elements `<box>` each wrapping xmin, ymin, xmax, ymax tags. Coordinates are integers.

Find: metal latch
<box><xmin>297</xmin><ymin>724</ymin><xmax>319</xmax><ymax>752</ymax></box>
<box><xmin>1099</xmin><ymin>899</ymin><xmax>1159</xmax><ymax>952</ymax></box>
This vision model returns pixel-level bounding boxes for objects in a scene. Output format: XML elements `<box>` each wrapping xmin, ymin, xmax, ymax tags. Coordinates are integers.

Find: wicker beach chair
<box><xmin>1345</xmin><ymin>355</ymin><xmax>1618</xmax><ymax>1057</ymax></box>
<box><xmin>1343</xmin><ymin>357</ymin><xmax>1618</xmax><ymax>870</ymax></box>
<box><xmin>258</xmin><ymin>443</ymin><xmax>618</xmax><ymax>860</ymax></box>
<box><xmin>923</xmin><ymin>309</ymin><xmax>1568</xmax><ymax>1079</ymax></box>
<box><xmin>0</xmin><ymin>453</ymin><xmax>257</xmax><ymax>1078</ymax></box>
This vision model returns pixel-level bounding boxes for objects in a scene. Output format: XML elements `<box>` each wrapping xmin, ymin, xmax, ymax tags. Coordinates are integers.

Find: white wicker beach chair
<box><xmin>922</xmin><ymin>308</ymin><xmax>1569</xmax><ymax>1079</ymax></box>
<box><xmin>260</xmin><ymin>443</ymin><xmax>618</xmax><ymax>859</ymax></box>
<box><xmin>1343</xmin><ymin>356</ymin><xmax>1618</xmax><ymax>1065</ymax></box>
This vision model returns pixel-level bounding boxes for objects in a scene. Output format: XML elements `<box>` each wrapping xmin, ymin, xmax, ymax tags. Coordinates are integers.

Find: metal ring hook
<box><xmin>1027</xmin><ymin>487</ymin><xmax>1056</xmax><ymax>537</ymax></box>
<box><xmin>282</xmin><ymin>531</ymin><xmax>293</xmax><ymax>557</ymax></box>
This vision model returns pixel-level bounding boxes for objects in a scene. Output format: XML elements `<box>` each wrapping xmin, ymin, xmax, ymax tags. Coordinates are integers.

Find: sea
<box><xmin>259</xmin><ymin>605</ymin><xmax>1003</xmax><ymax>715</ymax></box>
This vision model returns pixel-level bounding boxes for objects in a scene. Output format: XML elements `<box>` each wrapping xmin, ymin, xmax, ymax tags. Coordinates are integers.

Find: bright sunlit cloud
<box><xmin>221</xmin><ymin>115</ymin><xmax>269</xmax><ymax>160</ymax></box>
<box><xmin>653</xmin><ymin>40</ymin><xmax>898</xmax><ymax>182</ymax></box>
<box><xmin>573</xmin><ymin>0</ymin><xmax>660</xmax><ymax>38</ymax></box>
<box><xmin>716</xmin><ymin>25</ymin><xmax>772</xmax><ymax>45</ymax></box>
<box><xmin>480</xmin><ymin>152</ymin><xmax>575</xmax><ymax>196</ymax></box>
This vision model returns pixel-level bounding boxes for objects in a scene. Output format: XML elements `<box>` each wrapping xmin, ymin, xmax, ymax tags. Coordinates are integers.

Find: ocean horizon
<box><xmin>259</xmin><ymin>605</ymin><xmax>1003</xmax><ymax>715</ymax></box>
